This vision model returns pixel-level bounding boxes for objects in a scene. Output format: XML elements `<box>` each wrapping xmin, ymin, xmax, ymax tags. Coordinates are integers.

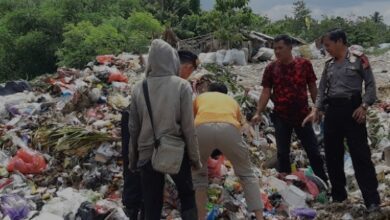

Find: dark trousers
<box><xmin>140</xmin><ymin>155</ymin><xmax>197</xmax><ymax>220</ymax></box>
<box><xmin>121</xmin><ymin>111</ymin><xmax>143</xmax><ymax>218</ymax></box>
<box><xmin>272</xmin><ymin>113</ymin><xmax>328</xmax><ymax>182</ymax></box>
<box><xmin>324</xmin><ymin>99</ymin><xmax>380</xmax><ymax>207</ymax></box>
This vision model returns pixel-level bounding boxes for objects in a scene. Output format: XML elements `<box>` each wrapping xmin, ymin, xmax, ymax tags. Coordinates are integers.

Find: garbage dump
<box><xmin>0</xmin><ymin>49</ymin><xmax>389</xmax><ymax>220</ymax></box>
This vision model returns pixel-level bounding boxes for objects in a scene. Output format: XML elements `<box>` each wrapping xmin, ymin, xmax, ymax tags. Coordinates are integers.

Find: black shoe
<box><xmin>331</xmin><ymin>197</ymin><xmax>347</xmax><ymax>203</ymax></box>
<box><xmin>124</xmin><ymin>208</ymin><xmax>139</xmax><ymax>220</ymax></box>
<box><xmin>366</xmin><ymin>204</ymin><xmax>380</xmax><ymax>213</ymax></box>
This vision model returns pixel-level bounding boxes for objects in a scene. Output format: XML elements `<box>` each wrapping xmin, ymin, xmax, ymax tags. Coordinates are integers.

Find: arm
<box><xmin>128</xmin><ymin>91</ymin><xmax>141</xmax><ymax>171</ymax></box>
<box><xmin>255</xmin><ymin>65</ymin><xmax>272</xmax><ymax>116</ymax></box>
<box><xmin>302</xmin><ymin>64</ymin><xmax>328</xmax><ymax>126</ymax></box>
<box><xmin>352</xmin><ymin>58</ymin><xmax>376</xmax><ymax>124</ymax></box>
<box><xmin>308</xmin><ymin>82</ymin><xmax>317</xmax><ymax>104</ymax></box>
<box><xmin>314</xmin><ymin>65</ymin><xmax>328</xmax><ymax>112</ymax></box>
<box><xmin>362</xmin><ymin>65</ymin><xmax>377</xmax><ymax>106</ymax></box>
<box><xmin>181</xmin><ymin>83</ymin><xmax>201</xmax><ymax>169</ymax></box>
<box><xmin>306</xmin><ymin>61</ymin><xmax>318</xmax><ymax>104</ymax></box>
<box><xmin>256</xmin><ymin>87</ymin><xmax>271</xmax><ymax>115</ymax></box>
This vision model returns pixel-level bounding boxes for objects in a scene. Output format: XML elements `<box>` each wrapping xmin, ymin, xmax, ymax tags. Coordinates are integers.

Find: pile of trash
<box><xmin>0</xmin><ymin>53</ymin><xmax>144</xmax><ymax>220</ymax></box>
<box><xmin>0</xmin><ymin>48</ymin><xmax>389</xmax><ymax>220</ymax></box>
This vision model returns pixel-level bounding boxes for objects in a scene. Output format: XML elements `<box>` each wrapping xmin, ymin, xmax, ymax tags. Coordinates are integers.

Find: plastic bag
<box><xmin>0</xmin><ymin>194</ymin><xmax>30</xmax><ymax>220</ymax></box>
<box><xmin>216</xmin><ymin>50</ymin><xmax>226</xmax><ymax>66</ymax></box>
<box><xmin>207</xmin><ymin>206</ymin><xmax>219</xmax><ymax>220</ymax></box>
<box><xmin>290</xmin><ymin>208</ymin><xmax>317</xmax><ymax>219</ymax></box>
<box><xmin>208</xmin><ymin>155</ymin><xmax>225</xmax><ymax>179</ymax></box>
<box><xmin>7</xmin><ymin>149</ymin><xmax>47</xmax><ymax>174</ymax></box>
<box><xmin>293</xmin><ymin>171</ymin><xmax>319</xmax><ymax>198</ymax></box>
<box><xmin>108</xmin><ymin>72</ymin><xmax>128</xmax><ymax>83</ymax></box>
<box><xmin>96</xmin><ymin>55</ymin><xmax>115</xmax><ymax>65</ymax></box>
<box><xmin>261</xmin><ymin>193</ymin><xmax>273</xmax><ymax>211</ymax></box>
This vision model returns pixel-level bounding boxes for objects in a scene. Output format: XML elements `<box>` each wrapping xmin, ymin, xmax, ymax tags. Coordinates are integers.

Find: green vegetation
<box><xmin>0</xmin><ymin>0</ymin><xmax>389</xmax><ymax>82</ymax></box>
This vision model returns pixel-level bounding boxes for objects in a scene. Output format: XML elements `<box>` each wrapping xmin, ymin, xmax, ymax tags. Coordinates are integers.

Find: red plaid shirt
<box><xmin>262</xmin><ymin>58</ymin><xmax>317</xmax><ymax>125</ymax></box>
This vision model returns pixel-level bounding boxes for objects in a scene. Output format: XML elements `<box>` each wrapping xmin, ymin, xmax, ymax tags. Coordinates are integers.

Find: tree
<box><xmin>56</xmin><ymin>21</ymin><xmax>125</xmax><ymax>68</ymax></box>
<box><xmin>56</xmin><ymin>12</ymin><xmax>163</xmax><ymax>68</ymax></box>
<box><xmin>189</xmin><ymin>0</ymin><xmax>200</xmax><ymax>14</ymax></box>
<box><xmin>292</xmin><ymin>0</ymin><xmax>312</xmax><ymax>37</ymax></box>
<box><xmin>370</xmin><ymin>11</ymin><xmax>384</xmax><ymax>23</ymax></box>
<box><xmin>211</xmin><ymin>0</ymin><xmax>256</xmax><ymax>46</ymax></box>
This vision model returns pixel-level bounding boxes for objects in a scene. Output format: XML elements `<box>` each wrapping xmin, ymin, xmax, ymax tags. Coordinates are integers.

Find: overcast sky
<box><xmin>200</xmin><ymin>0</ymin><xmax>390</xmax><ymax>25</ymax></box>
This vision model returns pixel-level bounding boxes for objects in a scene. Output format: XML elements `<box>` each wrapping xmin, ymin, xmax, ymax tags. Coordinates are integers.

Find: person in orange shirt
<box><xmin>192</xmin><ymin>82</ymin><xmax>264</xmax><ymax>220</ymax></box>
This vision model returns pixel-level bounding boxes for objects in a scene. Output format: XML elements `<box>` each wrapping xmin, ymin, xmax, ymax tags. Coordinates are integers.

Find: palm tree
<box><xmin>371</xmin><ymin>11</ymin><xmax>383</xmax><ymax>23</ymax></box>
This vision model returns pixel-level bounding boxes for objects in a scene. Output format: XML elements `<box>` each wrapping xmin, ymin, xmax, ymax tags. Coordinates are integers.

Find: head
<box><xmin>273</xmin><ymin>35</ymin><xmax>293</xmax><ymax>62</ymax></box>
<box><xmin>146</xmin><ymin>39</ymin><xmax>180</xmax><ymax>77</ymax></box>
<box><xmin>322</xmin><ymin>28</ymin><xmax>348</xmax><ymax>58</ymax></box>
<box><xmin>178</xmin><ymin>50</ymin><xmax>198</xmax><ymax>79</ymax></box>
<box><xmin>208</xmin><ymin>82</ymin><xmax>228</xmax><ymax>94</ymax></box>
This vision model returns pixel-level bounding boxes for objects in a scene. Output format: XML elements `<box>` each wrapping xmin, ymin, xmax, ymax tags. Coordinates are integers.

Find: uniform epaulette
<box><xmin>349</xmin><ymin>49</ymin><xmax>370</xmax><ymax>69</ymax></box>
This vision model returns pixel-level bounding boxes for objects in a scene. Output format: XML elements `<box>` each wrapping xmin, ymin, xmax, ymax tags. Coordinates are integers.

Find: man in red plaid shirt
<box><xmin>252</xmin><ymin>35</ymin><xmax>328</xmax><ymax>183</ymax></box>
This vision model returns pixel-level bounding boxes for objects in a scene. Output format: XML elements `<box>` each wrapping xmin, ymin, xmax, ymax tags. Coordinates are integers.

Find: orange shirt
<box><xmin>193</xmin><ymin>92</ymin><xmax>241</xmax><ymax>129</ymax></box>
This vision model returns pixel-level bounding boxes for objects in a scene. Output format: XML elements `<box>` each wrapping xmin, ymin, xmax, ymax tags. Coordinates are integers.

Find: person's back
<box><xmin>129</xmin><ymin>39</ymin><xmax>199</xmax><ymax>165</ymax></box>
<box><xmin>194</xmin><ymin>92</ymin><xmax>241</xmax><ymax>129</ymax></box>
<box><xmin>192</xmin><ymin>82</ymin><xmax>264</xmax><ymax>220</ymax></box>
<box><xmin>128</xmin><ymin>39</ymin><xmax>200</xmax><ymax>220</ymax></box>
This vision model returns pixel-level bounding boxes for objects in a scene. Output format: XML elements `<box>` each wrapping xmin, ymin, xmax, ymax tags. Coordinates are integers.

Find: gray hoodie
<box><xmin>128</xmin><ymin>39</ymin><xmax>201</xmax><ymax>170</ymax></box>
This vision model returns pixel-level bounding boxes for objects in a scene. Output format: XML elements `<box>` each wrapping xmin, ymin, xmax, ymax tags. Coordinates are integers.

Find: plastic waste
<box><xmin>108</xmin><ymin>71</ymin><xmax>128</xmax><ymax>83</ymax></box>
<box><xmin>344</xmin><ymin>153</ymin><xmax>354</xmax><ymax>176</ymax></box>
<box><xmin>312</xmin><ymin>123</ymin><xmax>321</xmax><ymax>135</ymax></box>
<box><xmin>341</xmin><ymin>213</ymin><xmax>353</xmax><ymax>220</ymax></box>
<box><xmin>282</xmin><ymin>185</ymin><xmax>307</xmax><ymax>208</ymax></box>
<box><xmin>56</xmin><ymin>92</ymin><xmax>73</xmax><ymax>111</ymax></box>
<box><xmin>207</xmin><ymin>206</ymin><xmax>219</xmax><ymax>220</ymax></box>
<box><xmin>252</xmin><ymin>47</ymin><xmax>274</xmax><ymax>61</ymax></box>
<box><xmin>316</xmin><ymin>191</ymin><xmax>328</xmax><ymax>204</ymax></box>
<box><xmin>261</xmin><ymin>193</ymin><xmax>273</xmax><ymax>211</ymax></box>
<box><xmin>293</xmin><ymin>171</ymin><xmax>319</xmax><ymax>198</ymax></box>
<box><xmin>6</xmin><ymin>103</ymin><xmax>41</xmax><ymax>116</ymax></box>
<box><xmin>223</xmin><ymin>49</ymin><xmax>247</xmax><ymax>66</ymax></box>
<box><xmin>108</xmin><ymin>94</ymin><xmax>130</xmax><ymax>110</ymax></box>
<box><xmin>41</xmin><ymin>188</ymin><xmax>89</xmax><ymax>218</ymax></box>
<box><xmin>216</xmin><ymin>50</ymin><xmax>226</xmax><ymax>66</ymax></box>
<box><xmin>30</xmin><ymin>212</ymin><xmax>63</xmax><ymax>220</ymax></box>
<box><xmin>95</xmin><ymin>143</ymin><xmax>119</xmax><ymax>163</ymax></box>
<box><xmin>0</xmin><ymin>194</ymin><xmax>30</xmax><ymax>220</ymax></box>
<box><xmin>96</xmin><ymin>55</ymin><xmax>115</xmax><ymax>65</ymax></box>
<box><xmin>199</xmin><ymin>52</ymin><xmax>216</xmax><ymax>64</ymax></box>
<box><xmin>75</xmin><ymin>201</ymin><xmax>96</xmax><ymax>220</ymax></box>
<box><xmin>290</xmin><ymin>208</ymin><xmax>317</xmax><ymax>219</ymax></box>
<box><xmin>7</xmin><ymin>149</ymin><xmax>47</xmax><ymax>174</ymax></box>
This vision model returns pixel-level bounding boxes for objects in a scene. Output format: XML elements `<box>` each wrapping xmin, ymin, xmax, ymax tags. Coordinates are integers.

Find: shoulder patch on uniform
<box><xmin>349</xmin><ymin>50</ymin><xmax>370</xmax><ymax>69</ymax></box>
<box><xmin>359</xmin><ymin>54</ymin><xmax>370</xmax><ymax>70</ymax></box>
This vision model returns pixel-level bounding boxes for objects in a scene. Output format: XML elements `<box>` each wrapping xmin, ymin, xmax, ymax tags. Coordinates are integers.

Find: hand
<box><xmin>191</xmin><ymin>161</ymin><xmax>202</xmax><ymax>171</ymax></box>
<box><xmin>251</xmin><ymin>113</ymin><xmax>263</xmax><ymax>124</ymax></box>
<box><xmin>352</xmin><ymin>106</ymin><xmax>367</xmax><ymax>124</ymax></box>
<box><xmin>302</xmin><ymin>108</ymin><xmax>319</xmax><ymax>127</ymax></box>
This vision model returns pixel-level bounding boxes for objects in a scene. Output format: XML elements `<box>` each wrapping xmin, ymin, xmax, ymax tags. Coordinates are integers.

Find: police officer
<box><xmin>303</xmin><ymin>29</ymin><xmax>380</xmax><ymax>211</ymax></box>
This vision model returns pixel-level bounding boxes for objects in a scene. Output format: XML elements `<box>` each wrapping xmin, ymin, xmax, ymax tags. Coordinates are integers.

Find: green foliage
<box><xmin>57</xmin><ymin>12</ymin><xmax>163</xmax><ymax>68</ymax></box>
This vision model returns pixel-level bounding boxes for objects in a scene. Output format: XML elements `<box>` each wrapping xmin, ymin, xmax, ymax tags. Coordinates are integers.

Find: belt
<box><xmin>327</xmin><ymin>97</ymin><xmax>361</xmax><ymax>107</ymax></box>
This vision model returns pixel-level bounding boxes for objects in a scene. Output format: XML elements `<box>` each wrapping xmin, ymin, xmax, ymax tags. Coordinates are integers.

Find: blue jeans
<box><xmin>271</xmin><ymin>113</ymin><xmax>328</xmax><ymax>182</ymax></box>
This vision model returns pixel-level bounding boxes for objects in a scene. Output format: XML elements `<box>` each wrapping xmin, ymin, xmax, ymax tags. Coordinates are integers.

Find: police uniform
<box><xmin>315</xmin><ymin>51</ymin><xmax>380</xmax><ymax>207</ymax></box>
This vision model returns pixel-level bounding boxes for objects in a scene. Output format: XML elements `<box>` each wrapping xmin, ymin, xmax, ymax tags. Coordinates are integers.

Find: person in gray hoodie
<box><xmin>128</xmin><ymin>39</ymin><xmax>201</xmax><ymax>220</ymax></box>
